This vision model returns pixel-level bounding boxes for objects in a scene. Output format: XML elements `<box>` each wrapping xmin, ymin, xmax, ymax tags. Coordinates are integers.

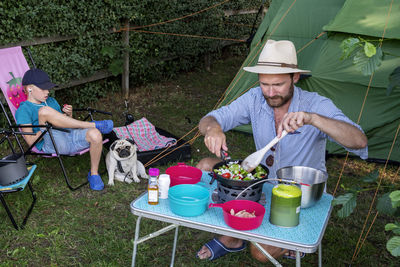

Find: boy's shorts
<box><xmin>42</xmin><ymin>128</ymin><xmax>89</xmax><ymax>154</ymax></box>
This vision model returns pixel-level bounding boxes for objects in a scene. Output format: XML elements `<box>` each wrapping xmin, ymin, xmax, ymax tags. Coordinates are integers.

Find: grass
<box><xmin>0</xmin><ymin>55</ymin><xmax>399</xmax><ymax>266</ymax></box>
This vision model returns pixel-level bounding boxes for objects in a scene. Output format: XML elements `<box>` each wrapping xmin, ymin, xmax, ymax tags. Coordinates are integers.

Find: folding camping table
<box><xmin>130</xmin><ymin>172</ymin><xmax>333</xmax><ymax>267</ymax></box>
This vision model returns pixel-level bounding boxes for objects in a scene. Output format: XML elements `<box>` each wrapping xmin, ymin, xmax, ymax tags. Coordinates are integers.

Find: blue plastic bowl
<box><xmin>168</xmin><ymin>184</ymin><xmax>209</xmax><ymax>217</ymax></box>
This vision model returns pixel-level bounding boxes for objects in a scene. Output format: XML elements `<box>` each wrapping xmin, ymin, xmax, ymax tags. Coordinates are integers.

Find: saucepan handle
<box><xmin>208</xmin><ymin>172</ymin><xmax>216</xmax><ymax>185</ymax></box>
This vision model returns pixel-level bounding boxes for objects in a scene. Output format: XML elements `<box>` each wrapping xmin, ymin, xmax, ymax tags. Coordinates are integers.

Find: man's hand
<box><xmin>277</xmin><ymin>111</ymin><xmax>367</xmax><ymax>149</ymax></box>
<box><xmin>204</xmin><ymin>127</ymin><xmax>227</xmax><ymax>158</ymax></box>
<box><xmin>62</xmin><ymin>104</ymin><xmax>73</xmax><ymax>117</ymax></box>
<box><xmin>199</xmin><ymin>116</ymin><xmax>228</xmax><ymax>158</ymax></box>
<box><xmin>277</xmin><ymin>111</ymin><xmax>311</xmax><ymax>136</ymax></box>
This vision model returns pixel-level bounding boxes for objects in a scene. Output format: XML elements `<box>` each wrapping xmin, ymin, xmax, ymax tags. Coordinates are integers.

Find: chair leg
<box><xmin>55</xmin><ymin>154</ymin><xmax>88</xmax><ymax>191</ymax></box>
<box><xmin>46</xmin><ymin>129</ymin><xmax>88</xmax><ymax>191</ymax></box>
<box><xmin>22</xmin><ymin>182</ymin><xmax>37</xmax><ymax>228</ymax></box>
<box><xmin>0</xmin><ymin>192</ymin><xmax>19</xmax><ymax>230</ymax></box>
<box><xmin>0</xmin><ymin>181</ymin><xmax>37</xmax><ymax>230</ymax></box>
<box><xmin>100</xmin><ymin>148</ymin><xmax>108</xmax><ymax>176</ymax></box>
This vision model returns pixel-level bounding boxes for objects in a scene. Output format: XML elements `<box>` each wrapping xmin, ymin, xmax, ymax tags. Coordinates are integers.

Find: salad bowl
<box><xmin>210</xmin><ymin>160</ymin><xmax>269</xmax><ymax>188</ymax></box>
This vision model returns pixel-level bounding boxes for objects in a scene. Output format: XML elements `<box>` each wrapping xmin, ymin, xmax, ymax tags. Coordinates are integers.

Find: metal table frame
<box><xmin>130</xmin><ymin>175</ymin><xmax>332</xmax><ymax>267</ymax></box>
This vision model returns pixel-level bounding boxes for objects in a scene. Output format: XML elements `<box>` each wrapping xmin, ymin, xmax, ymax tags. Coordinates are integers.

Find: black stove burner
<box><xmin>213</xmin><ymin>182</ymin><xmax>266</xmax><ymax>205</ymax></box>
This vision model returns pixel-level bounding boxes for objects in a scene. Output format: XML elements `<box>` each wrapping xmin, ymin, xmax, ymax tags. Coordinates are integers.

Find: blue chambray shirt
<box><xmin>206</xmin><ymin>86</ymin><xmax>368</xmax><ymax>178</ymax></box>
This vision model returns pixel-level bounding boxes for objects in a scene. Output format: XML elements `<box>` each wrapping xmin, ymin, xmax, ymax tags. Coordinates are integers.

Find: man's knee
<box><xmin>196</xmin><ymin>158</ymin><xmax>221</xmax><ymax>171</ymax></box>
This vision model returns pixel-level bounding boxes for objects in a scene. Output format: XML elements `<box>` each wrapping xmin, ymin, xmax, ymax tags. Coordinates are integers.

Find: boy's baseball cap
<box><xmin>22</xmin><ymin>68</ymin><xmax>57</xmax><ymax>90</ymax></box>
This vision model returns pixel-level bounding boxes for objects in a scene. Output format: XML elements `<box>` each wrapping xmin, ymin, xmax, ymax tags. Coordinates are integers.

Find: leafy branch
<box><xmin>332</xmin><ymin>169</ymin><xmax>400</xmax><ymax>257</ymax></box>
<box><xmin>340</xmin><ymin>37</ymin><xmax>400</xmax><ymax>96</ymax></box>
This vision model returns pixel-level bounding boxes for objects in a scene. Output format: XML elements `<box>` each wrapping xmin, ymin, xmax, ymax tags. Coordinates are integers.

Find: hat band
<box><xmin>256</xmin><ymin>61</ymin><xmax>298</xmax><ymax>69</ymax></box>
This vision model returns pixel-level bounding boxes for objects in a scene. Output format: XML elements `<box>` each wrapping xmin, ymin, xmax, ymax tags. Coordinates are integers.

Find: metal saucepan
<box><xmin>210</xmin><ymin>159</ymin><xmax>269</xmax><ymax>188</ymax></box>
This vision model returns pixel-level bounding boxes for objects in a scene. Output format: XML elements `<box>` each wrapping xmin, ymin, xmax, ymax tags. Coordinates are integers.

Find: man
<box><xmin>196</xmin><ymin>40</ymin><xmax>368</xmax><ymax>262</ymax></box>
<box><xmin>15</xmin><ymin>68</ymin><xmax>114</xmax><ymax>191</ymax></box>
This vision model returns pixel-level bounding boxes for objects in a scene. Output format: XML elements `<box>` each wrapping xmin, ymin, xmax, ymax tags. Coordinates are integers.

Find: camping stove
<box><xmin>212</xmin><ymin>182</ymin><xmax>265</xmax><ymax>204</ymax></box>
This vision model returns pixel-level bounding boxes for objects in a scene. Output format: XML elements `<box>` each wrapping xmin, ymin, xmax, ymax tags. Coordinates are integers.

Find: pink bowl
<box><xmin>209</xmin><ymin>200</ymin><xmax>266</xmax><ymax>230</ymax></box>
<box><xmin>165</xmin><ymin>163</ymin><xmax>202</xmax><ymax>187</ymax></box>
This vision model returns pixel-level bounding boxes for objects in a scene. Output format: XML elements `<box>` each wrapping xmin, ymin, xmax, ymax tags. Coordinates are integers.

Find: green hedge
<box><xmin>0</xmin><ymin>0</ymin><xmax>265</xmax><ymax>105</ymax></box>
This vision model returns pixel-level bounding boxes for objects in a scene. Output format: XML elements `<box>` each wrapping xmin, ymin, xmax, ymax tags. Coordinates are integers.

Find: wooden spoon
<box><xmin>241</xmin><ymin>130</ymin><xmax>288</xmax><ymax>173</ymax></box>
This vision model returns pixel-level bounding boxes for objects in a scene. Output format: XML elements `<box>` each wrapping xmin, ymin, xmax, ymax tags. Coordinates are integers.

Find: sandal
<box><xmin>283</xmin><ymin>250</ymin><xmax>305</xmax><ymax>260</ymax></box>
<box><xmin>197</xmin><ymin>238</ymin><xmax>246</xmax><ymax>261</ymax></box>
<box><xmin>88</xmin><ymin>172</ymin><xmax>104</xmax><ymax>191</ymax></box>
<box><xmin>94</xmin><ymin>120</ymin><xmax>114</xmax><ymax>134</ymax></box>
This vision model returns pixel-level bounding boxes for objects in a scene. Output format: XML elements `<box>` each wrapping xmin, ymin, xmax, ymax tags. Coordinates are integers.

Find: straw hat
<box><xmin>243</xmin><ymin>39</ymin><xmax>310</xmax><ymax>74</ymax></box>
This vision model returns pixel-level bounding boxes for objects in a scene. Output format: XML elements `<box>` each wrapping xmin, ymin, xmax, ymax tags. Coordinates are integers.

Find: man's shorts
<box><xmin>42</xmin><ymin>128</ymin><xmax>90</xmax><ymax>154</ymax></box>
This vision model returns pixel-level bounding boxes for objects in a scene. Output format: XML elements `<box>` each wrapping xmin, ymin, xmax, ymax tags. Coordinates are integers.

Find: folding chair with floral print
<box><xmin>0</xmin><ymin>46</ymin><xmax>110</xmax><ymax>191</ymax></box>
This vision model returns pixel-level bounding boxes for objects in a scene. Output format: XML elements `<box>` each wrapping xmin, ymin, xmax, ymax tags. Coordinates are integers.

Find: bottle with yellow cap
<box><xmin>269</xmin><ymin>184</ymin><xmax>302</xmax><ymax>227</ymax></box>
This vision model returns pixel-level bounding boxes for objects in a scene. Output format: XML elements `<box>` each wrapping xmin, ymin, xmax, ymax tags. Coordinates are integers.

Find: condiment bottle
<box><xmin>148</xmin><ymin>168</ymin><xmax>159</xmax><ymax>205</ymax></box>
<box><xmin>158</xmin><ymin>174</ymin><xmax>171</xmax><ymax>199</ymax></box>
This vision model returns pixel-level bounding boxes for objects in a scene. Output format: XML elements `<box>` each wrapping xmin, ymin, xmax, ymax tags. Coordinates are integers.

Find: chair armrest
<box><xmin>0</xmin><ymin>128</ymin><xmax>36</xmax><ymax>136</ymax></box>
<box><xmin>13</xmin><ymin>124</ymin><xmax>70</xmax><ymax>133</ymax></box>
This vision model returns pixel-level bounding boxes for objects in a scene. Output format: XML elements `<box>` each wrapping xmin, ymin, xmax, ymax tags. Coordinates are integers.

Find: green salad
<box><xmin>214</xmin><ymin>162</ymin><xmax>267</xmax><ymax>181</ymax></box>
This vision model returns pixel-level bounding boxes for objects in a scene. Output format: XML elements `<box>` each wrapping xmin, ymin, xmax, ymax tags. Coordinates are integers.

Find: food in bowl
<box><xmin>214</xmin><ymin>161</ymin><xmax>267</xmax><ymax>181</ymax></box>
<box><xmin>230</xmin><ymin>209</ymin><xmax>256</xmax><ymax>218</ymax></box>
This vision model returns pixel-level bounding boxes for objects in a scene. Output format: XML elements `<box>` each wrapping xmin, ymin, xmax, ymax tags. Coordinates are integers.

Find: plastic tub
<box><xmin>168</xmin><ymin>184</ymin><xmax>209</xmax><ymax>217</ymax></box>
<box><xmin>166</xmin><ymin>163</ymin><xmax>202</xmax><ymax>187</ymax></box>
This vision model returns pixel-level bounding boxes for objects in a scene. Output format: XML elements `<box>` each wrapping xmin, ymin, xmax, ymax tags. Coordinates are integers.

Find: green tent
<box><xmin>219</xmin><ymin>0</ymin><xmax>400</xmax><ymax>163</ymax></box>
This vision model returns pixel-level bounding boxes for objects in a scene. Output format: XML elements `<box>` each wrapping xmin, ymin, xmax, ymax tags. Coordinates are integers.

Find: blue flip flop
<box><xmin>87</xmin><ymin>172</ymin><xmax>104</xmax><ymax>191</ymax></box>
<box><xmin>197</xmin><ymin>238</ymin><xmax>246</xmax><ymax>261</ymax></box>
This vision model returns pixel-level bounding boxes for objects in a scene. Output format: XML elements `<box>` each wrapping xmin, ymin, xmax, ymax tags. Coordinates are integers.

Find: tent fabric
<box><xmin>217</xmin><ymin>0</ymin><xmax>400</xmax><ymax>162</ymax></box>
<box><xmin>323</xmin><ymin>0</ymin><xmax>400</xmax><ymax>40</ymax></box>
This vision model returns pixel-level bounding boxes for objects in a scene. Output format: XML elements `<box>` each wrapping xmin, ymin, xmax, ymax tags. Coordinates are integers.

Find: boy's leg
<box><xmin>86</xmin><ymin>128</ymin><xmax>103</xmax><ymax>175</ymax></box>
<box><xmin>38</xmin><ymin>106</ymin><xmax>94</xmax><ymax>129</ymax></box>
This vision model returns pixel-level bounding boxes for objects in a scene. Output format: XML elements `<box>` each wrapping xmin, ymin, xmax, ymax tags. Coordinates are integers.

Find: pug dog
<box><xmin>106</xmin><ymin>139</ymin><xmax>148</xmax><ymax>185</ymax></box>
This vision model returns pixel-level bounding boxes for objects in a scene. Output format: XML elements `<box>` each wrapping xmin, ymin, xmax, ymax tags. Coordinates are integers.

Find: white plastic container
<box><xmin>158</xmin><ymin>174</ymin><xmax>171</xmax><ymax>199</ymax></box>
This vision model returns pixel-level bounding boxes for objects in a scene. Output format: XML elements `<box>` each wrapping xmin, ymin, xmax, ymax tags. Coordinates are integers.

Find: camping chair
<box><xmin>0</xmin><ymin>46</ymin><xmax>111</xmax><ymax>191</ymax></box>
<box><xmin>0</xmin><ymin>128</ymin><xmax>37</xmax><ymax>230</ymax></box>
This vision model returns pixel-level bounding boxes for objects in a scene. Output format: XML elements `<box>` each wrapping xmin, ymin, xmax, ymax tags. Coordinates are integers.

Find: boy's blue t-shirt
<box><xmin>15</xmin><ymin>97</ymin><xmax>62</xmax><ymax>150</ymax></box>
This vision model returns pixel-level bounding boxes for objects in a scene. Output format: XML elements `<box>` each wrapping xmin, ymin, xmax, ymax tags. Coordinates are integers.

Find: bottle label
<box><xmin>148</xmin><ymin>190</ymin><xmax>158</xmax><ymax>203</ymax></box>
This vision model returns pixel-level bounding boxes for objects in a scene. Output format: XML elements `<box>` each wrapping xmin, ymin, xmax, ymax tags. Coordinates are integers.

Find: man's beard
<box><xmin>264</xmin><ymin>81</ymin><xmax>294</xmax><ymax>108</ymax></box>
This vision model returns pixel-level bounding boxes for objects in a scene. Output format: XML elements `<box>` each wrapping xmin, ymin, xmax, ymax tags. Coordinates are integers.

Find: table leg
<box><xmin>251</xmin><ymin>242</ymin><xmax>283</xmax><ymax>267</ymax></box>
<box><xmin>318</xmin><ymin>243</ymin><xmax>322</xmax><ymax>267</ymax></box>
<box><xmin>170</xmin><ymin>226</ymin><xmax>179</xmax><ymax>267</ymax></box>
<box><xmin>296</xmin><ymin>251</ymin><xmax>301</xmax><ymax>267</ymax></box>
<box><xmin>131</xmin><ymin>216</ymin><xmax>142</xmax><ymax>267</ymax></box>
